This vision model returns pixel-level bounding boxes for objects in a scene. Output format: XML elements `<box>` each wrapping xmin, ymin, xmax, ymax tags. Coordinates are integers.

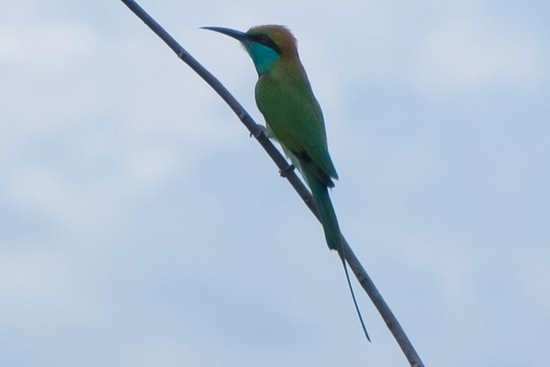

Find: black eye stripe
<box><xmin>250</xmin><ymin>34</ymin><xmax>282</xmax><ymax>55</ymax></box>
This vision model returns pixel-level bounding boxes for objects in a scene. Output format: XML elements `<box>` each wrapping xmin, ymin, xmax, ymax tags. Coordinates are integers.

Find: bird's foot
<box><xmin>279</xmin><ymin>164</ymin><xmax>295</xmax><ymax>178</ymax></box>
<box><xmin>250</xmin><ymin>124</ymin><xmax>266</xmax><ymax>138</ymax></box>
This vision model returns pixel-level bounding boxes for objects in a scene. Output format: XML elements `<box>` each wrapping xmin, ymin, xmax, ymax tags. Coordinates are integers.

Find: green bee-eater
<box><xmin>203</xmin><ymin>25</ymin><xmax>369</xmax><ymax>341</ymax></box>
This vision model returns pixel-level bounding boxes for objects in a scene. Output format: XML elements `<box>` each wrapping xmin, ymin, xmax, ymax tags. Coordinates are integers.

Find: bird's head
<box><xmin>202</xmin><ymin>25</ymin><xmax>298</xmax><ymax>76</ymax></box>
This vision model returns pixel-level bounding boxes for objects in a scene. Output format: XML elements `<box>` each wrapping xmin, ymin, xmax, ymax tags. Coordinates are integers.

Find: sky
<box><xmin>1</xmin><ymin>0</ymin><xmax>549</xmax><ymax>366</ymax></box>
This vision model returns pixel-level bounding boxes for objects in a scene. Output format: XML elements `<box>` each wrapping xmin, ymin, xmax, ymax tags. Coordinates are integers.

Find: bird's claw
<box><xmin>250</xmin><ymin>124</ymin><xmax>267</xmax><ymax>138</ymax></box>
<box><xmin>279</xmin><ymin>164</ymin><xmax>295</xmax><ymax>178</ymax></box>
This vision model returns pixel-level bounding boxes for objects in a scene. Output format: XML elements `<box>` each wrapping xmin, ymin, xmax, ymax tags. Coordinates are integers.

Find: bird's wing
<box><xmin>256</xmin><ymin>74</ymin><xmax>338</xmax><ymax>186</ymax></box>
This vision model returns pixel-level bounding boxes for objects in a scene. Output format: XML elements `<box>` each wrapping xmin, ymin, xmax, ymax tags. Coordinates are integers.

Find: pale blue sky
<box><xmin>1</xmin><ymin>0</ymin><xmax>549</xmax><ymax>366</ymax></box>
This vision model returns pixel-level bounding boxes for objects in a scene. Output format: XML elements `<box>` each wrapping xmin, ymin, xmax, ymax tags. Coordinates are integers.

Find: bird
<box><xmin>202</xmin><ymin>25</ymin><xmax>370</xmax><ymax>341</ymax></box>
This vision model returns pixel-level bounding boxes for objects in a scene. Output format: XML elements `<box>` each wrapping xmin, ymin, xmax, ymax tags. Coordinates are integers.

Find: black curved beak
<box><xmin>201</xmin><ymin>27</ymin><xmax>248</xmax><ymax>42</ymax></box>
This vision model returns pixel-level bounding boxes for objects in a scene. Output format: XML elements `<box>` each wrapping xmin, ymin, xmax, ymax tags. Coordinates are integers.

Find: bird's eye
<box><xmin>252</xmin><ymin>33</ymin><xmax>282</xmax><ymax>55</ymax></box>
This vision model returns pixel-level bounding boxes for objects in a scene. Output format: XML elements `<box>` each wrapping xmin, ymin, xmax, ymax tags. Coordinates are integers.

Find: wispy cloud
<box><xmin>415</xmin><ymin>17</ymin><xmax>544</xmax><ymax>94</ymax></box>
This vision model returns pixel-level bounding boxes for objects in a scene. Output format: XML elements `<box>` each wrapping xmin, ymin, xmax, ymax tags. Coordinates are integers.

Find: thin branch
<box><xmin>119</xmin><ymin>1</ymin><xmax>425</xmax><ymax>366</ymax></box>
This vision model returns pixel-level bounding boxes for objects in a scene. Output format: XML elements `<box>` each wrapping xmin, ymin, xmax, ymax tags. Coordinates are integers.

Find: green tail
<box><xmin>304</xmin><ymin>171</ymin><xmax>371</xmax><ymax>342</ymax></box>
<box><xmin>305</xmin><ymin>171</ymin><xmax>343</xmax><ymax>255</ymax></box>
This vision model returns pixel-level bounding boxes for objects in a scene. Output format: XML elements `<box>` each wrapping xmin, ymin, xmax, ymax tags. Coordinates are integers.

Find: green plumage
<box><xmin>202</xmin><ymin>24</ymin><xmax>370</xmax><ymax>341</ymax></box>
<box><xmin>255</xmin><ymin>63</ymin><xmax>342</xmax><ymax>254</ymax></box>
<box><xmin>249</xmin><ymin>25</ymin><xmax>343</xmax><ymax>257</ymax></box>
